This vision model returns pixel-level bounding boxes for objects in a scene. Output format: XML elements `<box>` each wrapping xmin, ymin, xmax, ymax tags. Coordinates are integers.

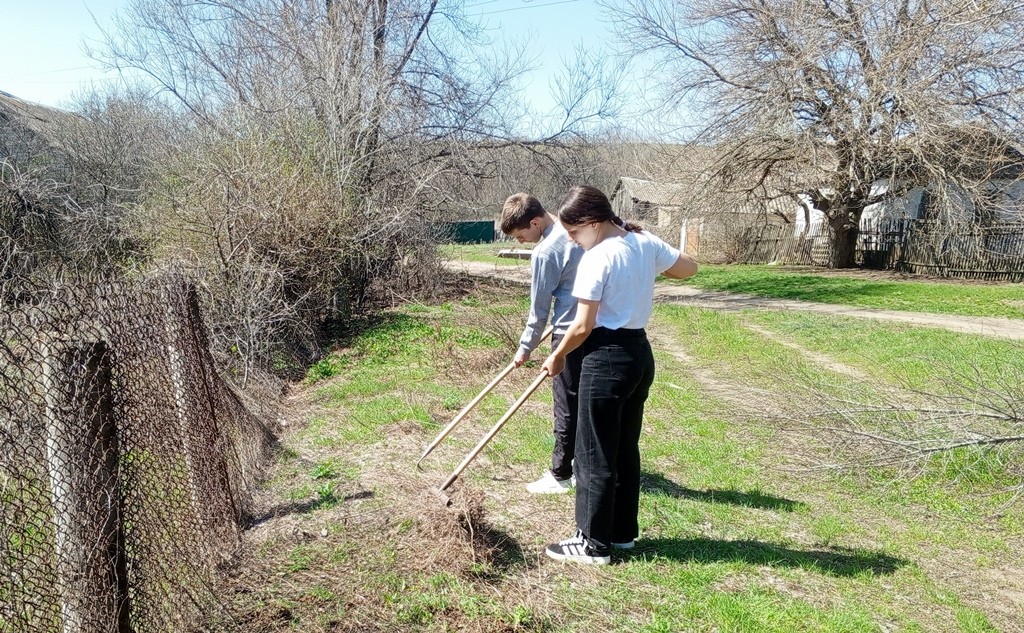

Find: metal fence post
<box><xmin>42</xmin><ymin>341</ymin><xmax>131</xmax><ymax>633</ymax></box>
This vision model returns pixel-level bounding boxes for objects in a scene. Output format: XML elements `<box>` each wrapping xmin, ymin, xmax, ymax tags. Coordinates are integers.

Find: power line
<box><xmin>463</xmin><ymin>0</ymin><xmax>508</xmax><ymax>9</ymax></box>
<box><xmin>475</xmin><ymin>0</ymin><xmax>582</xmax><ymax>17</ymax></box>
<box><xmin>4</xmin><ymin>65</ymin><xmax>98</xmax><ymax>78</ymax></box>
<box><xmin>0</xmin><ymin>78</ymin><xmax>114</xmax><ymax>86</ymax></box>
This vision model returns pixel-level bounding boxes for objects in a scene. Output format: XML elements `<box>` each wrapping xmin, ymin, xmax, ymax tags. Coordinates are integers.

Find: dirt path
<box><xmin>645</xmin><ymin>326</ymin><xmax>780</xmax><ymax>416</ymax></box>
<box><xmin>445</xmin><ymin>259</ymin><xmax>1024</xmax><ymax>341</ymax></box>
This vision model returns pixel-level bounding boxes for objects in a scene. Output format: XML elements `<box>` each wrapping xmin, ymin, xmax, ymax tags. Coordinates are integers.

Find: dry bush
<box><xmin>131</xmin><ymin>123</ymin><xmax>359</xmax><ymax>380</ymax></box>
<box><xmin>0</xmin><ymin>164</ymin><xmax>128</xmax><ymax>293</ymax></box>
<box><xmin>1</xmin><ymin>88</ymin><xmax>171</xmax><ymax>297</ymax></box>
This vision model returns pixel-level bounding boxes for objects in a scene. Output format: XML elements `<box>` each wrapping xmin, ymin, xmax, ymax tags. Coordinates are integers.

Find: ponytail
<box><xmin>612</xmin><ymin>215</ymin><xmax>643</xmax><ymax>233</ymax></box>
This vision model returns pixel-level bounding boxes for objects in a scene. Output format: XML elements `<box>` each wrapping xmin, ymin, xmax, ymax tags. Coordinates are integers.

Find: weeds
<box><xmin>220</xmin><ymin>281</ymin><xmax>1022</xmax><ymax>632</ymax></box>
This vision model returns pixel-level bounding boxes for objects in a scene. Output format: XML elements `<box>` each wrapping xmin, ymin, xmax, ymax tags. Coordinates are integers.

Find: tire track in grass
<box><xmin>736</xmin><ymin>319</ymin><xmax>872</xmax><ymax>381</ymax></box>
<box><xmin>646</xmin><ymin>323</ymin><xmax>784</xmax><ymax>420</ymax></box>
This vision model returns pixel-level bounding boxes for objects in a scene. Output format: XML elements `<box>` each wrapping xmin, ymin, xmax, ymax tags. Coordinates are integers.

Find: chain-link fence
<box><xmin>1</xmin><ymin>275</ymin><xmax>276</xmax><ymax>632</ymax></box>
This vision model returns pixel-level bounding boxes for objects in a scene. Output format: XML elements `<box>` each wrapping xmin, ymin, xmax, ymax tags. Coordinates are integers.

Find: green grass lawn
<box><xmin>675</xmin><ymin>264</ymin><xmax>1024</xmax><ymax>319</ymax></box>
<box><xmin>743</xmin><ymin>310</ymin><xmax>1024</xmax><ymax>389</ymax></box>
<box><xmin>658</xmin><ymin>306</ymin><xmax>1024</xmax><ymax>522</ymax></box>
<box><xmin>441</xmin><ymin>242</ymin><xmax>529</xmax><ymax>266</ymax></box>
<box><xmin>225</xmin><ymin>284</ymin><xmax>1023</xmax><ymax>632</ymax></box>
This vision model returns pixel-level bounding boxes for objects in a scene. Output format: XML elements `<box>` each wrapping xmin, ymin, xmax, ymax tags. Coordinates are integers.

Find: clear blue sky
<box><xmin>0</xmin><ymin>0</ymin><xmax>643</xmax><ymax>125</ymax></box>
<box><xmin>0</xmin><ymin>0</ymin><xmax>124</xmax><ymax>106</ymax></box>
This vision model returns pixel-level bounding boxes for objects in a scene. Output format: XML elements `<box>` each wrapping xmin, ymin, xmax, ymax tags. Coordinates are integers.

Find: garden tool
<box><xmin>416</xmin><ymin>325</ymin><xmax>552</xmax><ymax>470</ymax></box>
<box><xmin>433</xmin><ymin>369</ymin><xmax>549</xmax><ymax>506</ymax></box>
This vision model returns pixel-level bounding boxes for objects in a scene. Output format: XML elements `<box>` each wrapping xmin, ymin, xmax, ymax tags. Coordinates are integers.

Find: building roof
<box><xmin>610</xmin><ymin>177</ymin><xmax>690</xmax><ymax>207</ymax></box>
<box><xmin>0</xmin><ymin>90</ymin><xmax>64</xmax><ymax>128</ymax></box>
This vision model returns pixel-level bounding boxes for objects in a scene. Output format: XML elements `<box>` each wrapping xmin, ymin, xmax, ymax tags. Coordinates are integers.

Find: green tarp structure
<box><xmin>437</xmin><ymin>221</ymin><xmax>495</xmax><ymax>243</ymax></box>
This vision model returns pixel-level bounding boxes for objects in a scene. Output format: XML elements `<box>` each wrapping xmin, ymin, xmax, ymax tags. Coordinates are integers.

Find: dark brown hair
<box><xmin>555</xmin><ymin>185</ymin><xmax>642</xmax><ymax>232</ymax></box>
<box><xmin>499</xmin><ymin>193</ymin><xmax>546</xmax><ymax>234</ymax></box>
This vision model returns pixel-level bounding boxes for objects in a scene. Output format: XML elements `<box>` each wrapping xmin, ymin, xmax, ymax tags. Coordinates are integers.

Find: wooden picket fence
<box><xmin>726</xmin><ymin>222</ymin><xmax>833</xmax><ymax>267</ymax></box>
<box><xmin>901</xmin><ymin>221</ymin><xmax>1024</xmax><ymax>281</ymax></box>
<box><xmin>721</xmin><ymin>219</ymin><xmax>1024</xmax><ymax>282</ymax></box>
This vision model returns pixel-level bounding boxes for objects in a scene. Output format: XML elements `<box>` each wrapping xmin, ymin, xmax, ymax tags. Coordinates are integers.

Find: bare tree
<box><xmin>78</xmin><ymin>0</ymin><xmax>621</xmax><ymax>377</ymax></box>
<box><xmin>607</xmin><ymin>0</ymin><xmax>1024</xmax><ymax>267</ymax></box>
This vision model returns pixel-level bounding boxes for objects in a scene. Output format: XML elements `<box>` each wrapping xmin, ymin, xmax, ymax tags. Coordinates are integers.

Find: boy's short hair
<box><xmin>500</xmin><ymin>193</ymin><xmax>546</xmax><ymax>234</ymax></box>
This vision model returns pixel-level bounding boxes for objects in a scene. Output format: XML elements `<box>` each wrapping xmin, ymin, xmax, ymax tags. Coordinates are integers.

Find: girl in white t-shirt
<box><xmin>541</xmin><ymin>185</ymin><xmax>698</xmax><ymax>565</ymax></box>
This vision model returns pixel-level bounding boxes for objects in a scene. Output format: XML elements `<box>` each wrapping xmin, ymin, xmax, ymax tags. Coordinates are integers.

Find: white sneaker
<box><xmin>526</xmin><ymin>471</ymin><xmax>573</xmax><ymax>494</ymax></box>
<box><xmin>545</xmin><ymin>530</ymin><xmax>611</xmax><ymax>565</ymax></box>
<box><xmin>612</xmin><ymin>540</ymin><xmax>635</xmax><ymax>550</ymax></box>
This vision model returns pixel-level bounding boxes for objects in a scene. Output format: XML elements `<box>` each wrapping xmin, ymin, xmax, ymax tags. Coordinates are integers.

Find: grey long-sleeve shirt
<box><xmin>518</xmin><ymin>222</ymin><xmax>583</xmax><ymax>357</ymax></box>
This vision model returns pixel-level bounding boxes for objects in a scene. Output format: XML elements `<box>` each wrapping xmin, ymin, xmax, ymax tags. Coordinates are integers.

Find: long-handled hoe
<box><xmin>416</xmin><ymin>325</ymin><xmax>553</xmax><ymax>470</ymax></box>
<box><xmin>433</xmin><ymin>370</ymin><xmax>549</xmax><ymax>506</ymax></box>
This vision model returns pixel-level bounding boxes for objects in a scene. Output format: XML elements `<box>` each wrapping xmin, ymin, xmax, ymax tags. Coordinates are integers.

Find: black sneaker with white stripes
<box><xmin>544</xmin><ymin>530</ymin><xmax>611</xmax><ymax>565</ymax></box>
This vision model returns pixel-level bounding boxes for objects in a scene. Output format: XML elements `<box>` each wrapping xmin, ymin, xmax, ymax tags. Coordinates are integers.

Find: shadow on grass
<box><xmin>640</xmin><ymin>471</ymin><xmax>806</xmax><ymax>512</ymax></box>
<box><xmin>466</xmin><ymin>524</ymin><xmax>532</xmax><ymax>578</ymax></box>
<box><xmin>624</xmin><ymin>537</ymin><xmax>905</xmax><ymax>576</ymax></box>
<box><xmin>246</xmin><ymin>490</ymin><xmax>374</xmax><ymax>527</ymax></box>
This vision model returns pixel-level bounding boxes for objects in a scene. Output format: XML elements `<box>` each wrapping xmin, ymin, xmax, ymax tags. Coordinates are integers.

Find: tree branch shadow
<box><xmin>640</xmin><ymin>471</ymin><xmax>807</xmax><ymax>512</ymax></box>
<box><xmin>622</xmin><ymin>537</ymin><xmax>905</xmax><ymax>576</ymax></box>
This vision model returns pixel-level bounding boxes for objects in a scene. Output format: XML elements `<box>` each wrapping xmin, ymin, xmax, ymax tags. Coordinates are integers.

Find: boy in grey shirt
<box><xmin>500</xmin><ymin>193</ymin><xmax>584</xmax><ymax>493</ymax></box>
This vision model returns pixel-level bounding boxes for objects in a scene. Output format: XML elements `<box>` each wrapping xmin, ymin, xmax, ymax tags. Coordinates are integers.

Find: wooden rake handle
<box><xmin>416</xmin><ymin>324</ymin><xmax>553</xmax><ymax>469</ymax></box>
<box><xmin>437</xmin><ymin>369</ymin><xmax>549</xmax><ymax>493</ymax></box>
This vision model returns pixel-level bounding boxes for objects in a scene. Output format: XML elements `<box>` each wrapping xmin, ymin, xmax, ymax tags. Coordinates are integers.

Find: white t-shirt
<box><xmin>572</xmin><ymin>230</ymin><xmax>680</xmax><ymax>330</ymax></box>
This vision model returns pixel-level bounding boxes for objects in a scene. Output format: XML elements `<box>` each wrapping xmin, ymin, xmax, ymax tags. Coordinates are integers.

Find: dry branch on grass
<box><xmin>764</xmin><ymin>358</ymin><xmax>1024</xmax><ymax>504</ymax></box>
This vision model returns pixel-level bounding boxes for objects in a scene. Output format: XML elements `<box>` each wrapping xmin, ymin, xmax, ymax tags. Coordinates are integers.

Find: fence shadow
<box><xmin>247</xmin><ymin>490</ymin><xmax>374</xmax><ymax>527</ymax></box>
<box><xmin>621</xmin><ymin>537</ymin><xmax>905</xmax><ymax>576</ymax></box>
<box><xmin>640</xmin><ymin>471</ymin><xmax>806</xmax><ymax>512</ymax></box>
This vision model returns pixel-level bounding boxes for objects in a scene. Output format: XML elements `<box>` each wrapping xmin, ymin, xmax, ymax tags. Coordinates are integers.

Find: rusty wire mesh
<box><xmin>1</xmin><ymin>275</ymin><xmax>276</xmax><ymax>632</ymax></box>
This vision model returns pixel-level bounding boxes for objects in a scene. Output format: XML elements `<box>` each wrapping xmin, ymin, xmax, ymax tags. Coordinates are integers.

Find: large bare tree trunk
<box><xmin>829</xmin><ymin>223</ymin><xmax>858</xmax><ymax>269</ymax></box>
<box><xmin>828</xmin><ymin>203</ymin><xmax>865</xmax><ymax>268</ymax></box>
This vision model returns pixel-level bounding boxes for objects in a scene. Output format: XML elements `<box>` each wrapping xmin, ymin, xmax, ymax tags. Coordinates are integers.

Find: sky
<box><xmin>0</xmin><ymin>0</ymin><xmax>646</xmax><ymax>126</ymax></box>
<box><xmin>0</xmin><ymin>0</ymin><xmax>124</xmax><ymax>106</ymax></box>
